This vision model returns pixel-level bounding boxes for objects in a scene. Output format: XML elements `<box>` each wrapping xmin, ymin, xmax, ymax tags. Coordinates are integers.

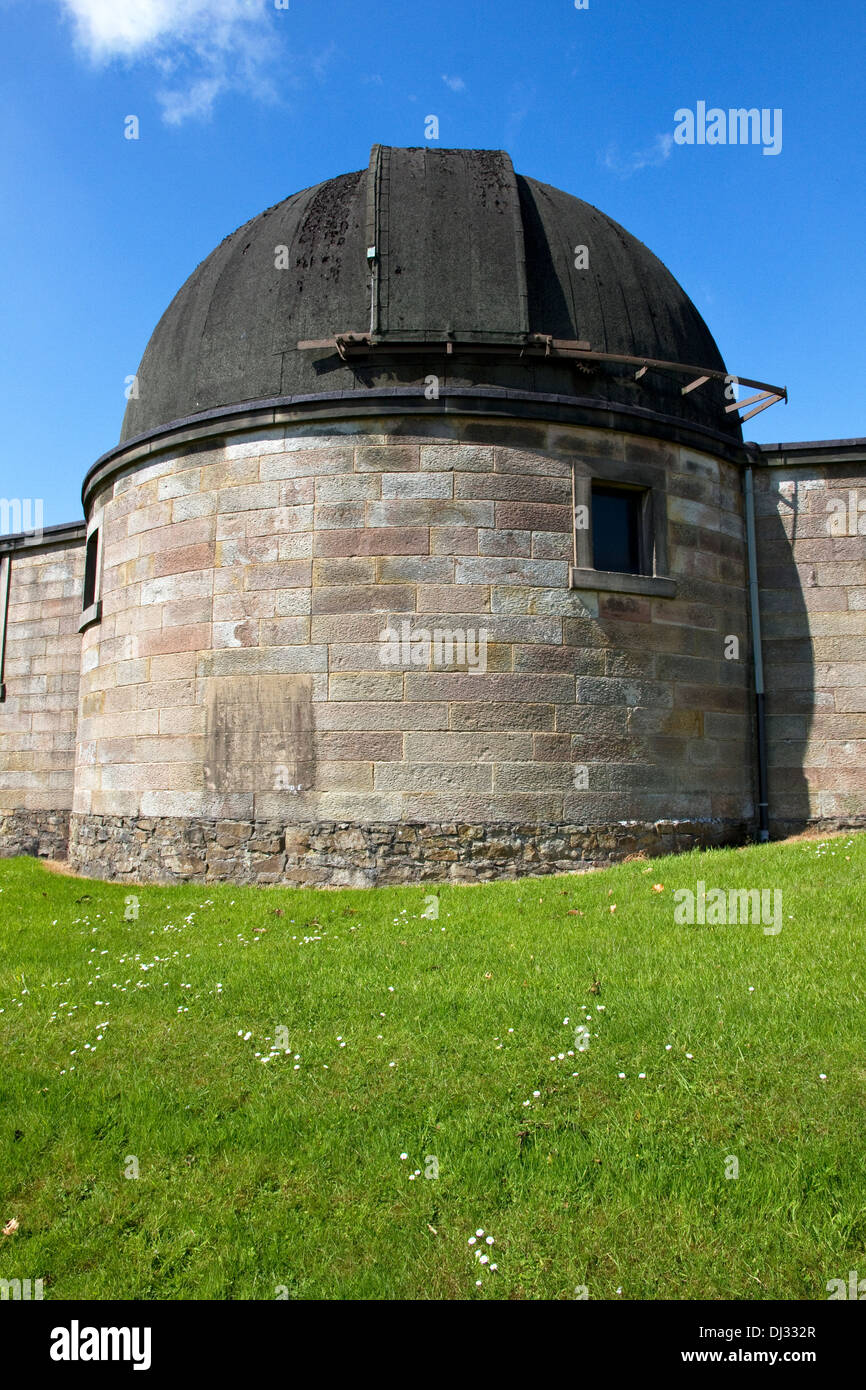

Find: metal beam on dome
<box><xmin>296</xmin><ymin>333</ymin><xmax>788</xmax><ymax>422</ymax></box>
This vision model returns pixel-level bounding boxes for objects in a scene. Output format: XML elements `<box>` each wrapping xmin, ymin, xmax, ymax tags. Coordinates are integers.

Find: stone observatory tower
<box><xmin>71</xmin><ymin>145</ymin><xmax>759</xmax><ymax>884</ymax></box>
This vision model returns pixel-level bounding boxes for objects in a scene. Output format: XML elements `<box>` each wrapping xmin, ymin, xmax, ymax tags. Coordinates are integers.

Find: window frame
<box><xmin>571</xmin><ymin>459</ymin><xmax>676</xmax><ymax>599</ymax></box>
<box><xmin>78</xmin><ymin>512</ymin><xmax>104</xmax><ymax>632</ymax></box>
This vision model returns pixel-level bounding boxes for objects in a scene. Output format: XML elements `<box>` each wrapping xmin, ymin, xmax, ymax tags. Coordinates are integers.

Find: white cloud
<box><xmin>54</xmin><ymin>0</ymin><xmax>283</xmax><ymax>122</ymax></box>
<box><xmin>602</xmin><ymin>133</ymin><xmax>674</xmax><ymax>178</ymax></box>
<box><xmin>57</xmin><ymin>0</ymin><xmax>265</xmax><ymax>59</ymax></box>
<box><xmin>441</xmin><ymin>74</ymin><xmax>466</xmax><ymax>93</ymax></box>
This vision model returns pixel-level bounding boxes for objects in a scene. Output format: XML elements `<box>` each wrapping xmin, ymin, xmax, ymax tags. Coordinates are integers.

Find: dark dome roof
<box><xmin>120</xmin><ymin>146</ymin><xmax>739</xmax><ymax>446</ymax></box>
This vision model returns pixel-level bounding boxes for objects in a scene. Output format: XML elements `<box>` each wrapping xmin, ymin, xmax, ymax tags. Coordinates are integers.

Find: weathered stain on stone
<box><xmin>204</xmin><ymin>675</ymin><xmax>315</xmax><ymax>798</ymax></box>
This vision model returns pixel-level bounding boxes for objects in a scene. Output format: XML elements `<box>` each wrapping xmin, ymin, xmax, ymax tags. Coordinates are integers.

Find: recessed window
<box><xmin>82</xmin><ymin>530</ymin><xmax>99</xmax><ymax>611</ymax></box>
<box><xmin>78</xmin><ymin>522</ymin><xmax>103</xmax><ymax>632</ymax></box>
<box><xmin>591</xmin><ymin>485</ymin><xmax>643</xmax><ymax>575</ymax></box>
<box><xmin>570</xmin><ymin>465</ymin><xmax>674</xmax><ymax>599</ymax></box>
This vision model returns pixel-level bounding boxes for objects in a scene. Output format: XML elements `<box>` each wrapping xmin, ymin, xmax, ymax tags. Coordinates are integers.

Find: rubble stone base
<box><xmin>65</xmin><ymin>813</ymin><xmax>753</xmax><ymax>886</ymax></box>
<box><xmin>0</xmin><ymin>810</ymin><xmax>72</xmax><ymax>861</ymax></box>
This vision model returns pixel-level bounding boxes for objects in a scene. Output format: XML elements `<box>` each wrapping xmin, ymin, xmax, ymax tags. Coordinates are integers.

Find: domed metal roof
<box><xmin>120</xmin><ymin>146</ymin><xmax>744</xmax><ymax>446</ymax></box>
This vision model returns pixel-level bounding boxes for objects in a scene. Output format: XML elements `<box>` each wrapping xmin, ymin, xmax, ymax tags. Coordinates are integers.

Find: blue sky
<box><xmin>1</xmin><ymin>0</ymin><xmax>864</xmax><ymax>526</ymax></box>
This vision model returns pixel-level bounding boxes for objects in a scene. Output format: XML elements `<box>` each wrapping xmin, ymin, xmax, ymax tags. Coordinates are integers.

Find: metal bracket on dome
<box><xmin>681</xmin><ymin>374</ymin><xmax>711</xmax><ymax>396</ymax></box>
<box><xmin>611</xmin><ymin>352</ymin><xmax>786</xmax><ymax>422</ymax></box>
<box><xmin>296</xmin><ymin>334</ymin><xmax>787</xmax><ymax>421</ymax></box>
<box><xmin>723</xmin><ymin>389</ymin><xmax>787</xmax><ymax>424</ymax></box>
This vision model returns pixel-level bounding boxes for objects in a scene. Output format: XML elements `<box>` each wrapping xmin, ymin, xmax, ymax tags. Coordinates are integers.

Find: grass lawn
<box><xmin>0</xmin><ymin>833</ymin><xmax>864</xmax><ymax>1301</ymax></box>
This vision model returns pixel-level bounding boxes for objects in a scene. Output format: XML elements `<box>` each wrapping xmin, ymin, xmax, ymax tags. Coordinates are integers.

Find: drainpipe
<box><xmin>368</xmin><ymin>246</ymin><xmax>378</xmax><ymax>336</ymax></box>
<box><xmin>744</xmin><ymin>462</ymin><xmax>770</xmax><ymax>841</ymax></box>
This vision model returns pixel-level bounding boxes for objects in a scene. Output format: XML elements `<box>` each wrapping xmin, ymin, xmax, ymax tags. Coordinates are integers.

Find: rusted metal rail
<box><xmin>297</xmin><ymin>333</ymin><xmax>787</xmax><ymax>423</ymax></box>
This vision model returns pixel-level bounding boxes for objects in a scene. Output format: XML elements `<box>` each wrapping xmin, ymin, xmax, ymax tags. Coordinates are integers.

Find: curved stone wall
<box><xmin>69</xmin><ymin>415</ymin><xmax>753</xmax><ymax>882</ymax></box>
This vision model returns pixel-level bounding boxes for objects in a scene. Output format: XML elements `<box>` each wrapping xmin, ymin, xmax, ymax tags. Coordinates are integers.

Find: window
<box><xmin>82</xmin><ymin>530</ymin><xmax>99</xmax><ymax>611</ymax></box>
<box><xmin>570</xmin><ymin>463</ymin><xmax>675</xmax><ymax>599</ymax></box>
<box><xmin>591</xmin><ymin>485</ymin><xmax>643</xmax><ymax>575</ymax></box>
<box><xmin>78</xmin><ymin>519</ymin><xmax>103</xmax><ymax>632</ymax></box>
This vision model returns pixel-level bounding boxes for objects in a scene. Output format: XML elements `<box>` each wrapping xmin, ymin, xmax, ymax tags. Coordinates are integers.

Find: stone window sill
<box><xmin>78</xmin><ymin>600</ymin><xmax>102</xmax><ymax>633</ymax></box>
<box><xmin>569</xmin><ymin>567</ymin><xmax>677</xmax><ymax>599</ymax></box>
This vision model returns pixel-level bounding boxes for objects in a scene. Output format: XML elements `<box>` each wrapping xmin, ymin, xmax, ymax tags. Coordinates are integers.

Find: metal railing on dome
<box><xmin>297</xmin><ymin>332</ymin><xmax>787</xmax><ymax>425</ymax></box>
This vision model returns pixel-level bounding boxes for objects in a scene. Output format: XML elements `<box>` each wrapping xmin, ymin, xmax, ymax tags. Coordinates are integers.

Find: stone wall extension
<box><xmin>0</xmin><ymin>541</ymin><xmax>85</xmax><ymax>817</ymax></box>
<box><xmin>754</xmin><ymin>456</ymin><xmax>866</xmax><ymax>836</ymax></box>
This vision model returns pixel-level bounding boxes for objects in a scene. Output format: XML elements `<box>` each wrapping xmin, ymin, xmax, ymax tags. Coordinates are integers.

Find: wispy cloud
<box><xmin>504</xmin><ymin>81</ymin><xmax>534</xmax><ymax>147</ymax></box>
<box><xmin>54</xmin><ymin>0</ymin><xmax>285</xmax><ymax>123</ymax></box>
<box><xmin>158</xmin><ymin>76</ymin><xmax>225</xmax><ymax>126</ymax></box>
<box><xmin>441</xmin><ymin>74</ymin><xmax>466</xmax><ymax>93</ymax></box>
<box><xmin>602</xmin><ymin>133</ymin><xmax>674</xmax><ymax>178</ymax></box>
<box><xmin>311</xmin><ymin>43</ymin><xmax>338</xmax><ymax>82</ymax></box>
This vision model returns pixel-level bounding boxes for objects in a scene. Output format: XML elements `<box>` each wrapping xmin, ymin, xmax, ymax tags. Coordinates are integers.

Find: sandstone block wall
<box><xmin>0</xmin><ymin>536</ymin><xmax>85</xmax><ymax>857</ymax></box>
<box><xmin>68</xmin><ymin>415</ymin><xmax>753</xmax><ymax>878</ymax></box>
<box><xmin>754</xmin><ymin>448</ymin><xmax>866</xmax><ymax>833</ymax></box>
<box><xmin>3</xmin><ymin>421</ymin><xmax>861</xmax><ymax>883</ymax></box>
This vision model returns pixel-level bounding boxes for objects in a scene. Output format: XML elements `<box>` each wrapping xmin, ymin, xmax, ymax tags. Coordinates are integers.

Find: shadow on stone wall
<box><xmin>754</xmin><ymin>475</ymin><xmax>813</xmax><ymax>837</ymax></box>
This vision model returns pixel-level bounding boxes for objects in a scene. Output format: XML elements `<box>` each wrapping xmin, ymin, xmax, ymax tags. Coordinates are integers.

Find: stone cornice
<box><xmin>82</xmin><ymin>386</ymin><xmax>751</xmax><ymax>514</ymax></box>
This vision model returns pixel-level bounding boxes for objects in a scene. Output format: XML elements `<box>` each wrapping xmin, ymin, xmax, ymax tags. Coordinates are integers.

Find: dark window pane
<box><xmin>591</xmin><ymin>487</ymin><xmax>642</xmax><ymax>574</ymax></box>
<box><xmin>83</xmin><ymin>532</ymin><xmax>98</xmax><ymax>610</ymax></box>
